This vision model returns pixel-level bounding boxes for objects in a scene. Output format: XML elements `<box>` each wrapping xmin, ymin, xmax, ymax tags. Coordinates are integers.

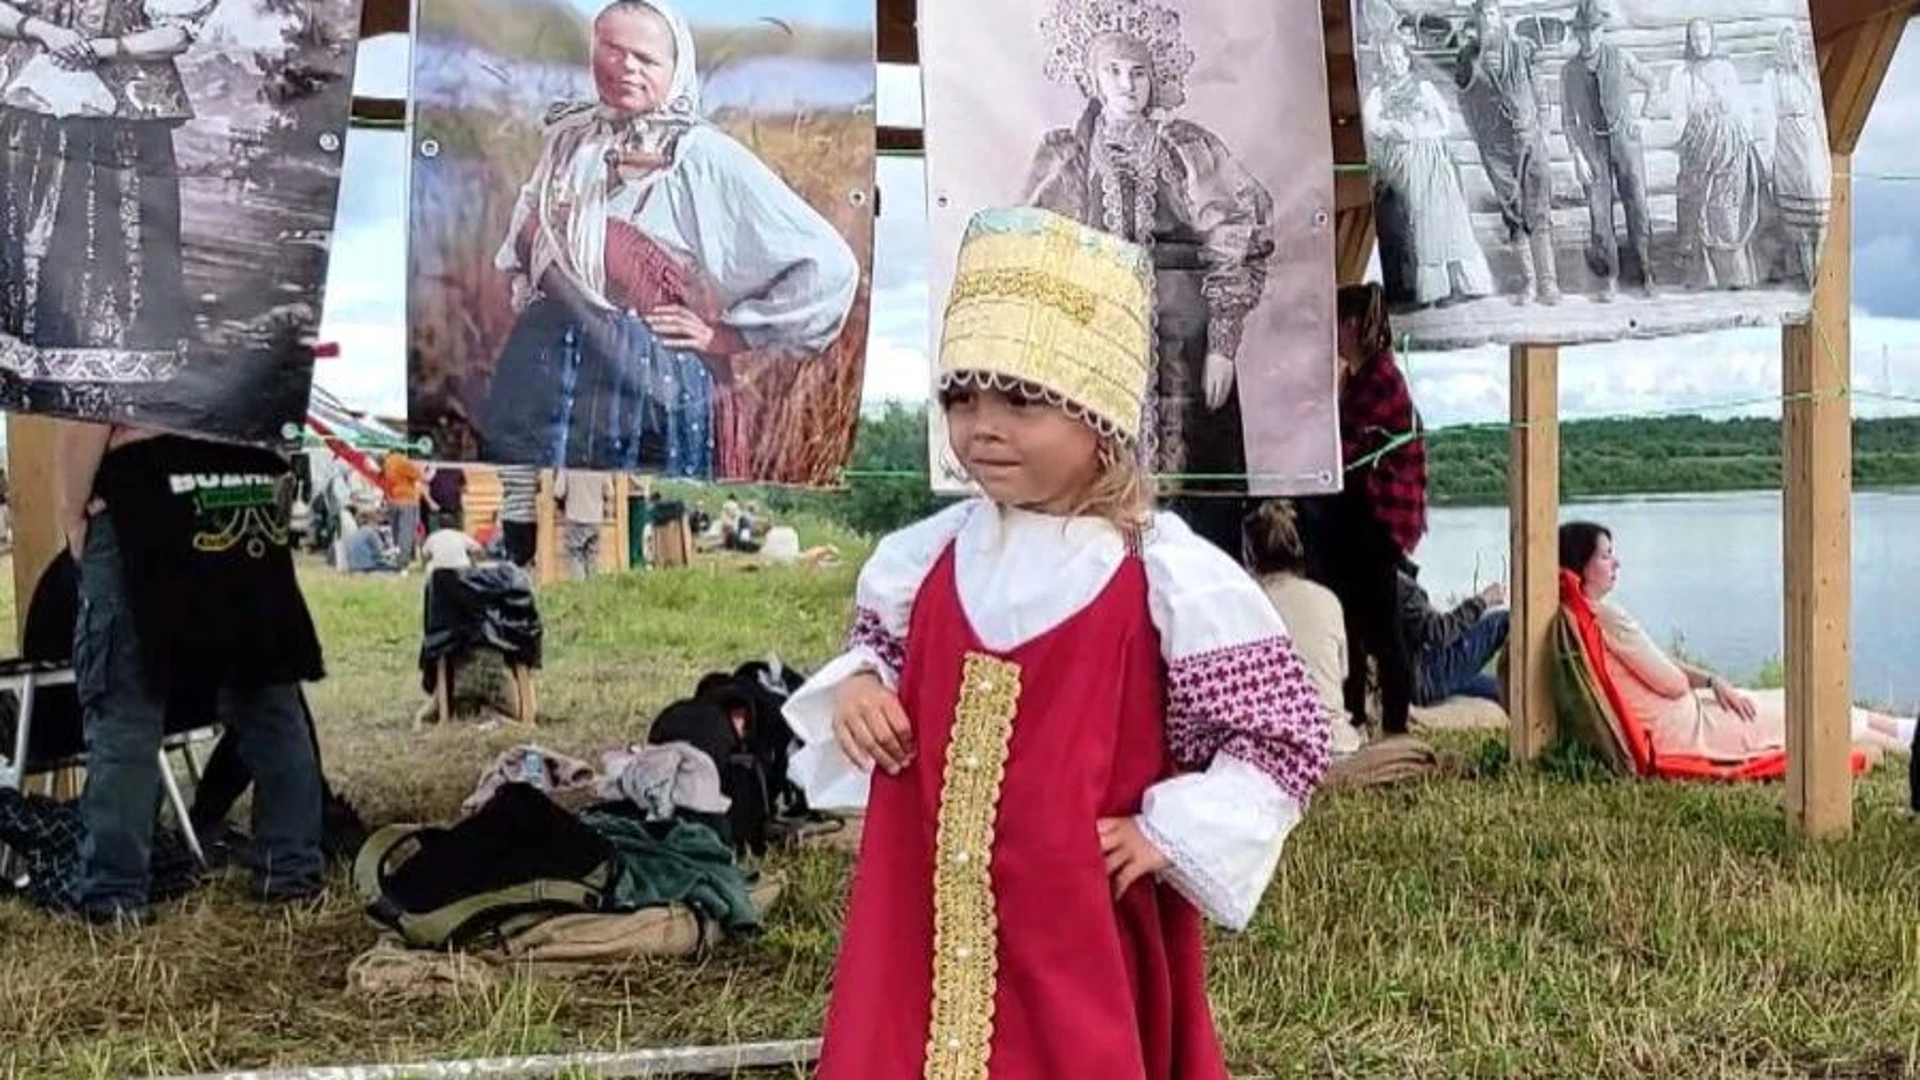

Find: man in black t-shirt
<box><xmin>56</xmin><ymin>421</ymin><xmax>326</xmax><ymax>924</ymax></box>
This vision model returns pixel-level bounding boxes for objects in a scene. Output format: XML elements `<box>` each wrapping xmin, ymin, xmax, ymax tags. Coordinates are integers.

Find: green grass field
<box><xmin>1</xmin><ymin>529</ymin><xmax>1917</xmax><ymax>1078</ymax></box>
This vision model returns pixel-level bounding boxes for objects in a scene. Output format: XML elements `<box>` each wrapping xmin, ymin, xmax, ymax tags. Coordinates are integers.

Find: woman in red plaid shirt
<box><xmin>1320</xmin><ymin>283</ymin><xmax>1428</xmax><ymax>735</ymax></box>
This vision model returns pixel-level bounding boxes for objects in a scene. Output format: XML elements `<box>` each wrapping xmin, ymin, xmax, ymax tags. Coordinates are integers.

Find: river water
<box><xmin>1412</xmin><ymin>489</ymin><xmax>1919</xmax><ymax>706</ymax></box>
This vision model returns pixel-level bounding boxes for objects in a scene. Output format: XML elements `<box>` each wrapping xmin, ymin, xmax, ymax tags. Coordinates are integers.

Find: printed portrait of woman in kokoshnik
<box><xmin>1019</xmin><ymin>0</ymin><xmax>1276</xmax><ymax>499</ymax></box>
<box><xmin>475</xmin><ymin>0</ymin><xmax>861</xmax><ymax>477</ymax></box>
<box><xmin>0</xmin><ymin>0</ymin><xmax>214</xmax><ymax>415</ymax></box>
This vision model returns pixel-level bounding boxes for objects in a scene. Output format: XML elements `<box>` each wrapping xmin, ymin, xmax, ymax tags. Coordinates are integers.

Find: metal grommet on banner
<box><xmin>281</xmin><ymin>422</ymin><xmax>302</xmax><ymax>441</ymax></box>
<box><xmin>849</xmin><ymin>188</ymin><xmax>867</xmax><ymax>207</ymax></box>
<box><xmin>1310</xmin><ymin>207</ymin><xmax>1330</xmax><ymax>230</ymax></box>
<box><xmin>415</xmin><ymin>436</ymin><xmax>435</xmax><ymax>456</ymax></box>
<box><xmin>420</xmin><ymin>138</ymin><xmax>441</xmax><ymax>158</ymax></box>
<box><xmin>936</xmin><ymin>193</ymin><xmax>950</xmax><ymax>209</ymax></box>
<box><xmin>318</xmin><ymin>132</ymin><xmax>341</xmax><ymax>152</ymax></box>
<box><xmin>1317</xmin><ymin>469</ymin><xmax>1335</xmax><ymax>487</ymax></box>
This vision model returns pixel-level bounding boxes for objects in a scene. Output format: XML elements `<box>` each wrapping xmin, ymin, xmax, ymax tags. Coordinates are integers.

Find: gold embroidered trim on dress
<box><xmin>923</xmin><ymin>652</ymin><xmax>1021</xmax><ymax>1080</ymax></box>
<box><xmin>947</xmin><ymin>267</ymin><xmax>1098</xmax><ymax>325</ymax></box>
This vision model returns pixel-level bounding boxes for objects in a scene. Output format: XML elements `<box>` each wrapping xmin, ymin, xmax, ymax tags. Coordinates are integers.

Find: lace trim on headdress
<box><xmin>937</xmin><ymin>368</ymin><xmax>1131</xmax><ymax>445</ymax></box>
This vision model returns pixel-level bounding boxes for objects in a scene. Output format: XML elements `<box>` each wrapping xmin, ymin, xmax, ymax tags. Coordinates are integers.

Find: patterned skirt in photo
<box><xmin>0</xmin><ymin>108</ymin><xmax>189</xmax><ymax>381</ymax></box>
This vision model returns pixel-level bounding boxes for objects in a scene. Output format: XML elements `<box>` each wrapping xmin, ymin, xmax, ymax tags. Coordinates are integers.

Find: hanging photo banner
<box><xmin>917</xmin><ymin>0</ymin><xmax>1342</xmax><ymax>499</ymax></box>
<box><xmin>0</xmin><ymin>0</ymin><xmax>363</xmax><ymax>444</ymax></box>
<box><xmin>1352</xmin><ymin>0</ymin><xmax>1830</xmax><ymax>350</ymax></box>
<box><xmin>407</xmin><ymin>0</ymin><xmax>876</xmax><ymax>486</ymax></box>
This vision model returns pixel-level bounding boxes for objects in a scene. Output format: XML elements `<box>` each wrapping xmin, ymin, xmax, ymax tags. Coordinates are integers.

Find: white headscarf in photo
<box><xmin>532</xmin><ymin>0</ymin><xmax>702</xmax><ymax>311</ymax></box>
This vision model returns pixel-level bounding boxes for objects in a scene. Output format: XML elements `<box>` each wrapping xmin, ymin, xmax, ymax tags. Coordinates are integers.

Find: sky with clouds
<box><xmin>317</xmin><ymin>25</ymin><xmax>1920</xmax><ymax>429</ymax></box>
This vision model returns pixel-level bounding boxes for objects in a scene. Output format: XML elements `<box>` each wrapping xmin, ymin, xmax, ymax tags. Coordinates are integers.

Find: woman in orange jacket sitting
<box><xmin>1559</xmin><ymin>521</ymin><xmax>1913</xmax><ymax>760</ymax></box>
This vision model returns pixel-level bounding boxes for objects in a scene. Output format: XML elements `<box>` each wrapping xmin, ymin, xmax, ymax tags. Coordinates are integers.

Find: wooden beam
<box><xmin>6</xmin><ymin>415</ymin><xmax>62</xmax><ymax>652</ymax></box>
<box><xmin>1817</xmin><ymin>6</ymin><xmax>1911</xmax><ymax>152</ymax></box>
<box><xmin>878</xmin><ymin>0</ymin><xmax>916</xmax><ymax>63</ymax></box>
<box><xmin>1812</xmin><ymin>0</ymin><xmax>1916</xmax><ymax>43</ymax></box>
<box><xmin>877</xmin><ymin>126</ymin><xmax>922</xmax><ymax>153</ymax></box>
<box><xmin>1781</xmin><ymin>151</ymin><xmax>1855</xmax><ymax>840</ymax></box>
<box><xmin>351</xmin><ymin>96</ymin><xmax>403</xmax><ymax>125</ymax></box>
<box><xmin>1505</xmin><ymin>344</ymin><xmax>1559</xmax><ymax>763</ymax></box>
<box><xmin>359</xmin><ymin>0</ymin><xmax>408</xmax><ymax>39</ymax></box>
<box><xmin>1333</xmin><ymin>206</ymin><xmax>1375</xmax><ymax>283</ymax></box>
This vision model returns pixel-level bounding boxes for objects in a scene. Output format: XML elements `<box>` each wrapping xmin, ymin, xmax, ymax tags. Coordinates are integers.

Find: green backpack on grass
<box><xmin>352</xmin><ymin>782</ymin><xmax>615</xmax><ymax>950</ymax></box>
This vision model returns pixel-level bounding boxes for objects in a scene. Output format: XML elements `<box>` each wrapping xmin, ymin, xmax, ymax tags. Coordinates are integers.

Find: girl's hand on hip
<box><xmin>832</xmin><ymin>672</ymin><xmax>914</xmax><ymax>775</ymax></box>
<box><xmin>1098</xmin><ymin>817</ymin><xmax>1169</xmax><ymax>900</ymax></box>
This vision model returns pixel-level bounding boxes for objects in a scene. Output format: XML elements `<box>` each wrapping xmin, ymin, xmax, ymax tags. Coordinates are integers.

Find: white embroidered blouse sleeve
<box><xmin>1136</xmin><ymin>515</ymin><xmax>1332</xmax><ymax>931</ymax></box>
<box><xmin>781</xmin><ymin>501</ymin><xmax>977</xmax><ymax>811</ymax></box>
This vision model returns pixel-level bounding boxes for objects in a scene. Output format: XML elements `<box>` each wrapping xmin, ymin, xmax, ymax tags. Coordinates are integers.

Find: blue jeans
<box><xmin>75</xmin><ymin>515</ymin><xmax>324</xmax><ymax>913</ymax></box>
<box><xmin>1414</xmin><ymin>609</ymin><xmax>1510</xmax><ymax>707</ymax></box>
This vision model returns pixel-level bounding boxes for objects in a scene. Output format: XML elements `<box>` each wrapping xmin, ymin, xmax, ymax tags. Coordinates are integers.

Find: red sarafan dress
<box><xmin>819</xmin><ymin>543</ymin><xmax>1222</xmax><ymax>1079</ymax></box>
<box><xmin>783</xmin><ymin>502</ymin><xmax>1332</xmax><ymax>1080</ymax></box>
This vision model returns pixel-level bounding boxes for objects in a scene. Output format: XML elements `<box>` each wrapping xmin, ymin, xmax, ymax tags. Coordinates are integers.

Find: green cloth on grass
<box><xmin>576</xmin><ymin>813</ymin><xmax>760</xmax><ymax>932</ymax></box>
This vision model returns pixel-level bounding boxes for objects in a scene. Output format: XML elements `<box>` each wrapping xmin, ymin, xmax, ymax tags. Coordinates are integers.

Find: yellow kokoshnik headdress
<box><xmin>937</xmin><ymin>206</ymin><xmax>1155</xmax><ymax>445</ymax></box>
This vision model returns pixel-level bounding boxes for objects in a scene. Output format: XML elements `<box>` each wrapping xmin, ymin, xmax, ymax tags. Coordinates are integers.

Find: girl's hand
<box><xmin>831</xmin><ymin>671</ymin><xmax>915</xmax><ymax>775</ymax></box>
<box><xmin>1710</xmin><ymin>676</ymin><xmax>1757</xmax><ymax>721</ymax></box>
<box><xmin>1097</xmin><ymin>817</ymin><xmax>1168</xmax><ymax>900</ymax></box>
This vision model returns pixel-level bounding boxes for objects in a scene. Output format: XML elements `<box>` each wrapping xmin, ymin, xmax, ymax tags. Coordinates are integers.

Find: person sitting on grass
<box><xmin>1243</xmin><ymin>499</ymin><xmax>1365</xmax><ymax>758</ymax></box>
<box><xmin>1560</xmin><ymin>520</ymin><xmax>1914</xmax><ymax>758</ymax></box>
<box><xmin>1398</xmin><ymin>565</ymin><xmax>1509</xmax><ymax>707</ymax></box>
<box><xmin>343</xmin><ymin>509</ymin><xmax>403</xmax><ymax>575</ymax></box>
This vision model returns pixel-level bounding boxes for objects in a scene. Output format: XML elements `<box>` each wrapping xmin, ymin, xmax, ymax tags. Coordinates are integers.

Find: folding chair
<box><xmin>1552</xmin><ymin>569</ymin><xmax>1870</xmax><ymax>782</ymax></box>
<box><xmin>0</xmin><ymin>553</ymin><xmax>220</xmax><ymax>884</ymax></box>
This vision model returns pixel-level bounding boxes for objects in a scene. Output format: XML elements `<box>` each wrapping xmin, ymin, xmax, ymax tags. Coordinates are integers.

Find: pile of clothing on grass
<box><xmin>347</xmin><ymin>657</ymin><xmax>841</xmax><ymax>996</ymax></box>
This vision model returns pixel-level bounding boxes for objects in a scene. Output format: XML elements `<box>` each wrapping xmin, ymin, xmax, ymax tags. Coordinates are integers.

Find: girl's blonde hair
<box><xmin>1063</xmin><ymin>437</ymin><xmax>1155</xmax><ymax>535</ymax></box>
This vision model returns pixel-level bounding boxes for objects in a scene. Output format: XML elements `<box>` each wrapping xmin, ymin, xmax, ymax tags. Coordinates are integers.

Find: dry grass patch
<box><xmin>0</xmin><ymin>543</ymin><xmax>1917</xmax><ymax>1077</ymax></box>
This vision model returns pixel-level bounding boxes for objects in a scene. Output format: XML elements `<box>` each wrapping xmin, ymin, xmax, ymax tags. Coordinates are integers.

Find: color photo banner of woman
<box><xmin>1352</xmin><ymin>0</ymin><xmax>1830</xmax><ymax>350</ymax></box>
<box><xmin>0</xmin><ymin>0</ymin><xmax>362</xmax><ymax>444</ymax></box>
<box><xmin>917</xmin><ymin>0</ymin><xmax>1341</xmax><ymax>498</ymax></box>
<box><xmin>406</xmin><ymin>0</ymin><xmax>876</xmax><ymax>486</ymax></box>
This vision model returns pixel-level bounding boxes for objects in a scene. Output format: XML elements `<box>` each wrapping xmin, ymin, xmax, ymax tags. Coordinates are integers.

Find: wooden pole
<box><xmin>535</xmin><ymin>469</ymin><xmax>558</xmax><ymax>586</ymax></box>
<box><xmin>1505</xmin><ymin>344</ymin><xmax>1559</xmax><ymax>762</ymax></box>
<box><xmin>1781</xmin><ymin>152</ymin><xmax>1854</xmax><ymax>840</ymax></box>
<box><xmin>6</xmin><ymin>414</ymin><xmax>63</xmax><ymax>652</ymax></box>
<box><xmin>611</xmin><ymin>473</ymin><xmax>631</xmax><ymax>573</ymax></box>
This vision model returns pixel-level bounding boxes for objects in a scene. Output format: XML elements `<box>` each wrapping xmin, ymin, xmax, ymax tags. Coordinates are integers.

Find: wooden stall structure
<box><xmin>1</xmin><ymin>0</ymin><xmax>1903</xmax><ymax>835</ymax></box>
<box><xmin>1319</xmin><ymin>0</ymin><xmax>1917</xmax><ymax>838</ymax></box>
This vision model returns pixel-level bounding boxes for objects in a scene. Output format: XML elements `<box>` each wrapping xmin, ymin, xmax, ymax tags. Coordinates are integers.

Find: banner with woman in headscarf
<box><xmin>917</xmin><ymin>0</ymin><xmax>1340</xmax><ymax>502</ymax></box>
<box><xmin>407</xmin><ymin>0</ymin><xmax>876</xmax><ymax>485</ymax></box>
<box><xmin>0</xmin><ymin>0</ymin><xmax>361</xmax><ymax>444</ymax></box>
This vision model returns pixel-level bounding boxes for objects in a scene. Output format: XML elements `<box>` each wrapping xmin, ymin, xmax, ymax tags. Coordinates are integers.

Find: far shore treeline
<box><xmin>724</xmin><ymin>409</ymin><xmax>1920</xmax><ymax>539</ymax></box>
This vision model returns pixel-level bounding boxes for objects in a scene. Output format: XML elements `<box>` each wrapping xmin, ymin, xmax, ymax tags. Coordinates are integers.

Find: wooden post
<box><xmin>534</xmin><ymin>469</ymin><xmax>558</xmax><ymax>585</ymax></box>
<box><xmin>6</xmin><ymin>415</ymin><xmax>63</xmax><ymax>651</ymax></box>
<box><xmin>610</xmin><ymin>473</ymin><xmax>631</xmax><ymax>573</ymax></box>
<box><xmin>7</xmin><ymin>416</ymin><xmax>82</xmax><ymax>798</ymax></box>
<box><xmin>1781</xmin><ymin>151</ymin><xmax>1854</xmax><ymax>840</ymax></box>
<box><xmin>1505</xmin><ymin>344</ymin><xmax>1559</xmax><ymax>761</ymax></box>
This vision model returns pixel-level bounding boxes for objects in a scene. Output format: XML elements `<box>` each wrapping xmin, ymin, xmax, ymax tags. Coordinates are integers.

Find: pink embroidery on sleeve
<box><xmin>849</xmin><ymin>604</ymin><xmax>907</xmax><ymax>677</ymax></box>
<box><xmin>1166</xmin><ymin>637</ymin><xmax>1331</xmax><ymax>804</ymax></box>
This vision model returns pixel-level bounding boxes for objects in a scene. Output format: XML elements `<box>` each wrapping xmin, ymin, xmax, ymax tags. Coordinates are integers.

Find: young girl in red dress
<box><xmin>783</xmin><ymin>206</ymin><xmax>1331</xmax><ymax>1079</ymax></box>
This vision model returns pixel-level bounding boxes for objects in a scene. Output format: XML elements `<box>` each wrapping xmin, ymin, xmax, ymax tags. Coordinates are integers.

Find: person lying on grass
<box><xmin>781</xmin><ymin>207</ymin><xmax>1331</xmax><ymax>1079</ymax></box>
<box><xmin>1560</xmin><ymin>520</ymin><xmax>1915</xmax><ymax>759</ymax></box>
